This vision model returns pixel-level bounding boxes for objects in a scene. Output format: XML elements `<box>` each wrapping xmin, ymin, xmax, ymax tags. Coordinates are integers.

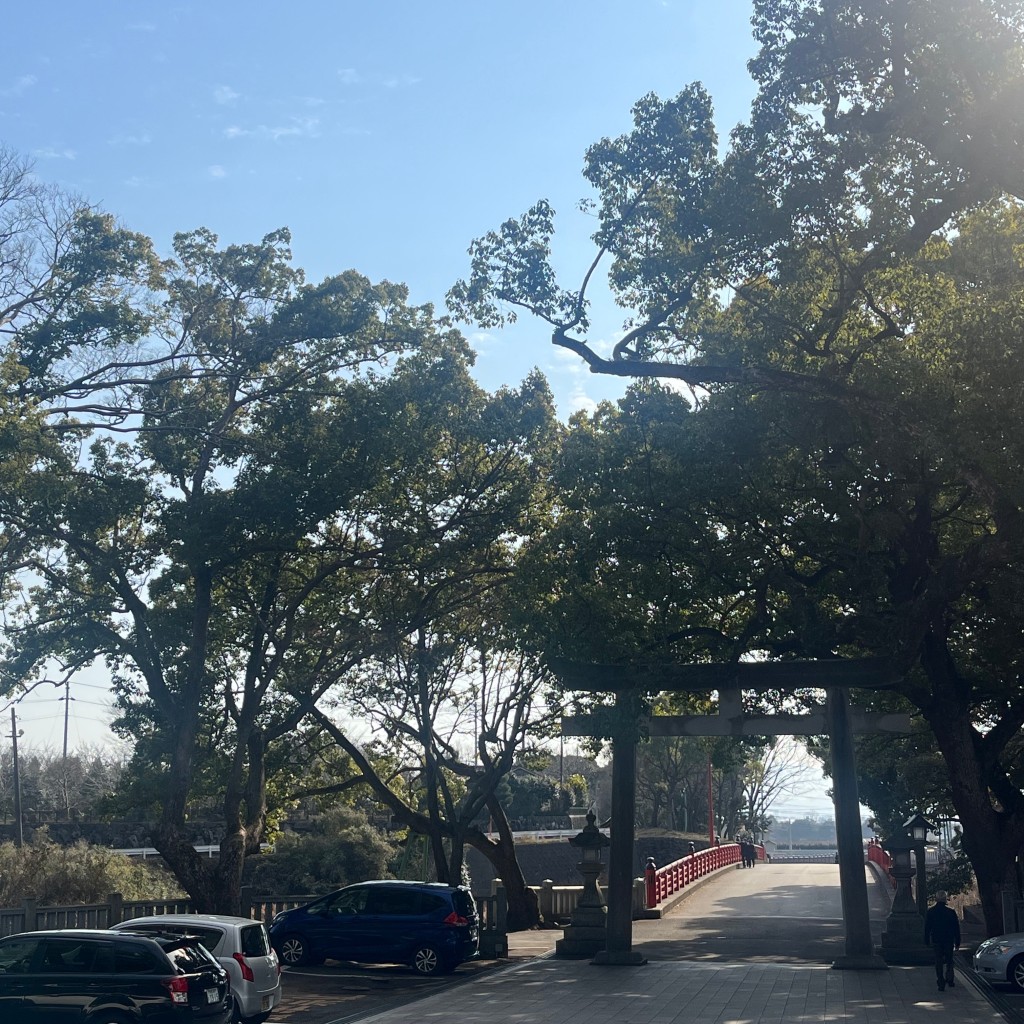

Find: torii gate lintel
<box><xmin>554</xmin><ymin>658</ymin><xmax>904</xmax><ymax>971</ymax></box>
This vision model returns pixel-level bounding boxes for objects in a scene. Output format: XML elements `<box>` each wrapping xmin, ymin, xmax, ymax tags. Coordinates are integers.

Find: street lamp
<box><xmin>903</xmin><ymin>812</ymin><xmax>935</xmax><ymax>919</ymax></box>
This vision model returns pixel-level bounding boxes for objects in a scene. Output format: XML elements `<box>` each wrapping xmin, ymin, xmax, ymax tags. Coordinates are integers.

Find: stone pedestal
<box><xmin>555</xmin><ymin>858</ymin><xmax>607</xmax><ymax>958</ymax></box>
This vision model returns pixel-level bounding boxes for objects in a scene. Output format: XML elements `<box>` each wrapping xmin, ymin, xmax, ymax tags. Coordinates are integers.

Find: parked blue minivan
<box><xmin>269</xmin><ymin>880</ymin><xmax>479</xmax><ymax>976</ymax></box>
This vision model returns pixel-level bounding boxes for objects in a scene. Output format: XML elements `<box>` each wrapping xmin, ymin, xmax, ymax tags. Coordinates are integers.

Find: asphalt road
<box><xmin>263</xmin><ymin>944</ymin><xmax>544</xmax><ymax>1024</ymax></box>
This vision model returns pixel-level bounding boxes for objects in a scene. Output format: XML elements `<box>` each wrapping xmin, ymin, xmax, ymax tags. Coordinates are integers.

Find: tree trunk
<box><xmin>152</xmin><ymin>823</ymin><xmax>219</xmax><ymax>911</ymax></box>
<box><xmin>468</xmin><ymin>796</ymin><xmax>539</xmax><ymax>931</ymax></box>
<box><xmin>922</xmin><ymin>636</ymin><xmax>1024</xmax><ymax>936</ymax></box>
<box><xmin>447</xmin><ymin>832</ymin><xmax>465</xmax><ymax>886</ymax></box>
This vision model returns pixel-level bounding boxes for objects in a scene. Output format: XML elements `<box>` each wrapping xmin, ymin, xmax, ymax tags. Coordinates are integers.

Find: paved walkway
<box><xmin>353</xmin><ymin>864</ymin><xmax>1009</xmax><ymax>1024</ymax></box>
<box><xmin>357</xmin><ymin>956</ymin><xmax>1005</xmax><ymax>1024</ymax></box>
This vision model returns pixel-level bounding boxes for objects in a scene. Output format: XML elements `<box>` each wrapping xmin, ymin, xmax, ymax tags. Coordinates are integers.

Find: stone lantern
<box><xmin>555</xmin><ymin>809</ymin><xmax>610</xmax><ymax>958</ymax></box>
<box><xmin>903</xmin><ymin>812</ymin><xmax>935</xmax><ymax>919</ymax></box>
<box><xmin>880</xmin><ymin>832</ymin><xmax>930</xmax><ymax>964</ymax></box>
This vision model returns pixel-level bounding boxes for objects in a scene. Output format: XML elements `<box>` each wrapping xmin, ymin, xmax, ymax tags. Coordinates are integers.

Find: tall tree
<box><xmin>295</xmin><ymin>366</ymin><xmax>559</xmax><ymax>929</ymax></box>
<box><xmin>450</xmin><ymin>0</ymin><xmax>1024</xmax><ymax>933</ymax></box>
<box><xmin>2</xmin><ymin>221</ymin><xmax>497</xmax><ymax>910</ymax></box>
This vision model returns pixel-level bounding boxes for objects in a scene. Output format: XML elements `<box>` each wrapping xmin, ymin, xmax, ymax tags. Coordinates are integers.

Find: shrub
<box><xmin>0</xmin><ymin>830</ymin><xmax>182</xmax><ymax>905</ymax></box>
<box><xmin>246</xmin><ymin>807</ymin><xmax>396</xmax><ymax>895</ymax></box>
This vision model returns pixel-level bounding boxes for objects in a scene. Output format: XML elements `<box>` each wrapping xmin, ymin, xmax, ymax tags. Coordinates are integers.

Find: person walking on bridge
<box><xmin>924</xmin><ymin>890</ymin><xmax>961</xmax><ymax>991</ymax></box>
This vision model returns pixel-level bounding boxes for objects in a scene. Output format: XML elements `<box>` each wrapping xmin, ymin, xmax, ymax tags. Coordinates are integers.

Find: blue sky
<box><xmin>0</xmin><ymin>2</ymin><xmax>802</xmax><ymax>778</ymax></box>
<box><xmin>3</xmin><ymin>0</ymin><xmax>758</xmax><ymax>421</ymax></box>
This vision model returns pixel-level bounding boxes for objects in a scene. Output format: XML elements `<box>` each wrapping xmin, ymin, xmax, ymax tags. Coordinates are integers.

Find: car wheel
<box><xmin>1009</xmin><ymin>954</ymin><xmax>1024</xmax><ymax>992</ymax></box>
<box><xmin>410</xmin><ymin>944</ymin><xmax>444</xmax><ymax>976</ymax></box>
<box><xmin>278</xmin><ymin>934</ymin><xmax>313</xmax><ymax>966</ymax></box>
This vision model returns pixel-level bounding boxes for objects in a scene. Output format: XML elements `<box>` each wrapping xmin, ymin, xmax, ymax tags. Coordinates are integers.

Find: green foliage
<box><xmin>451</xmin><ymin>0</ymin><xmax>1024</xmax><ymax>934</ymax></box>
<box><xmin>0</xmin><ymin>831</ymin><xmax>181</xmax><ymax>906</ymax></box>
<box><xmin>504</xmin><ymin>775</ymin><xmax>559</xmax><ymax>820</ymax></box>
<box><xmin>245</xmin><ymin>808</ymin><xmax>396</xmax><ymax>896</ymax></box>
<box><xmin>563</xmin><ymin>773</ymin><xmax>589</xmax><ymax>808</ymax></box>
<box><xmin>0</xmin><ymin>178</ymin><xmax>560</xmax><ymax>914</ymax></box>
<box><xmin>928</xmin><ymin>851</ymin><xmax>976</xmax><ymax>901</ymax></box>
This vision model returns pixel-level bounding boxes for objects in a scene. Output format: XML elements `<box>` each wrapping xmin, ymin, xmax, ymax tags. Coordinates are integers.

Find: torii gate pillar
<box><xmin>592</xmin><ymin>689</ymin><xmax>646</xmax><ymax>965</ymax></box>
<box><xmin>828</xmin><ymin>688</ymin><xmax>886</xmax><ymax>969</ymax></box>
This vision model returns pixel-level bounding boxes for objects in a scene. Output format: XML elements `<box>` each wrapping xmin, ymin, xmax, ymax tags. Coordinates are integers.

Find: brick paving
<box><xmin>350</xmin><ymin>864</ymin><xmax>1008</xmax><ymax>1024</ymax></box>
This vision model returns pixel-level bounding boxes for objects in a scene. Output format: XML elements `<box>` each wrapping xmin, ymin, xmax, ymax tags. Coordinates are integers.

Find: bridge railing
<box><xmin>644</xmin><ymin>842</ymin><xmax>766</xmax><ymax>909</ymax></box>
<box><xmin>866</xmin><ymin>838</ymin><xmax>895</xmax><ymax>888</ymax></box>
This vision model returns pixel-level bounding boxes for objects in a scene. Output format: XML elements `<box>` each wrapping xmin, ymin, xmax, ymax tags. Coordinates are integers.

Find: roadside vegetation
<box><xmin>0</xmin><ymin>832</ymin><xmax>182</xmax><ymax>906</ymax></box>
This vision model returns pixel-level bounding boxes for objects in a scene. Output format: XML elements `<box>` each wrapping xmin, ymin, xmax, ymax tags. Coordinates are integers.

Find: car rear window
<box><xmin>452</xmin><ymin>889</ymin><xmax>477</xmax><ymax>918</ymax></box>
<box><xmin>240</xmin><ymin>924</ymin><xmax>270</xmax><ymax>957</ymax></box>
<box><xmin>416</xmin><ymin>892</ymin><xmax>448</xmax><ymax>914</ymax></box>
<box><xmin>164</xmin><ymin>942</ymin><xmax>217</xmax><ymax>973</ymax></box>
<box><xmin>123</xmin><ymin>923</ymin><xmax>223</xmax><ymax>952</ymax></box>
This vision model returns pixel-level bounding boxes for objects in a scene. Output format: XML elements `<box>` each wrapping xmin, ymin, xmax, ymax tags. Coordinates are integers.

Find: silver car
<box><xmin>973</xmin><ymin>932</ymin><xmax>1024</xmax><ymax>991</ymax></box>
<box><xmin>112</xmin><ymin>913</ymin><xmax>282</xmax><ymax>1023</ymax></box>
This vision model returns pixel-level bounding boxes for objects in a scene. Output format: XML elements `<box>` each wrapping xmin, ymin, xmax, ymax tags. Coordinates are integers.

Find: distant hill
<box><xmin>766</xmin><ymin>816</ymin><xmax>872</xmax><ymax>848</ymax></box>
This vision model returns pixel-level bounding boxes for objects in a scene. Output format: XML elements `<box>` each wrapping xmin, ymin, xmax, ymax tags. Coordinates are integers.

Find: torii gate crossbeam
<box><xmin>553</xmin><ymin>658</ymin><xmax>908</xmax><ymax>970</ymax></box>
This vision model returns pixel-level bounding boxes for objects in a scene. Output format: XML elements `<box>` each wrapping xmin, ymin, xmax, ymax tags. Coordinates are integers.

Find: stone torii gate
<box><xmin>554</xmin><ymin>657</ymin><xmax>911</xmax><ymax>970</ymax></box>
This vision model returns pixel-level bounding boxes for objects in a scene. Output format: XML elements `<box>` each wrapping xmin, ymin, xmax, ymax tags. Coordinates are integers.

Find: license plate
<box><xmin>205</xmin><ymin>988</ymin><xmax>220</xmax><ymax>1004</ymax></box>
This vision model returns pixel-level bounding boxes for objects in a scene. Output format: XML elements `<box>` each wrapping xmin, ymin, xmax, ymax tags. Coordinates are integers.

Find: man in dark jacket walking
<box><xmin>924</xmin><ymin>890</ymin><xmax>961</xmax><ymax>991</ymax></box>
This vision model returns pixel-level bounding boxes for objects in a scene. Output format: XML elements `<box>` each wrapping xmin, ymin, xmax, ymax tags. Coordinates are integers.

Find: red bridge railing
<box><xmin>644</xmin><ymin>842</ymin><xmax>766</xmax><ymax>909</ymax></box>
<box><xmin>866</xmin><ymin>837</ymin><xmax>895</xmax><ymax>887</ymax></box>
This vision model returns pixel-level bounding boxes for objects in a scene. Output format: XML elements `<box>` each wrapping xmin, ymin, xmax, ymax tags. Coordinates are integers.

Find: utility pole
<box><xmin>11</xmin><ymin>707</ymin><xmax>23</xmax><ymax>848</ymax></box>
<box><xmin>59</xmin><ymin>681</ymin><xmax>73</xmax><ymax>819</ymax></box>
<box><xmin>62</xmin><ymin>680</ymin><xmax>70</xmax><ymax>762</ymax></box>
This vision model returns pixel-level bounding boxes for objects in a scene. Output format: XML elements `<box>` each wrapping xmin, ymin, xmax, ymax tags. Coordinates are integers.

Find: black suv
<box><xmin>0</xmin><ymin>928</ymin><xmax>231</xmax><ymax>1023</ymax></box>
<box><xmin>270</xmin><ymin>880</ymin><xmax>479</xmax><ymax>975</ymax></box>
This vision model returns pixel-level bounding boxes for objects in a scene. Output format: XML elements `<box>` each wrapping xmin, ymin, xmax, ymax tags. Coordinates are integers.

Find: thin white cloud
<box><xmin>338</xmin><ymin>68</ymin><xmax>360</xmax><ymax>85</ymax></box>
<box><xmin>33</xmin><ymin>146</ymin><xmax>76</xmax><ymax>161</ymax></box>
<box><xmin>383</xmin><ymin>74</ymin><xmax>420</xmax><ymax>89</ymax></box>
<box><xmin>214</xmin><ymin>85</ymin><xmax>240</xmax><ymax>105</ymax></box>
<box><xmin>224</xmin><ymin>115</ymin><xmax>320</xmax><ymax>142</ymax></box>
<box><xmin>109</xmin><ymin>132</ymin><xmax>153</xmax><ymax>146</ymax></box>
<box><xmin>208</xmin><ymin>164</ymin><xmax>227</xmax><ymax>179</ymax></box>
<box><xmin>568</xmin><ymin>393</ymin><xmax>599</xmax><ymax>417</ymax></box>
<box><xmin>1</xmin><ymin>74</ymin><xmax>38</xmax><ymax>97</ymax></box>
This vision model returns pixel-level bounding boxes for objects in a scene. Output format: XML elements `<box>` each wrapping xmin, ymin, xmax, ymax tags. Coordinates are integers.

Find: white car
<box><xmin>112</xmin><ymin>913</ymin><xmax>282</xmax><ymax>1023</ymax></box>
<box><xmin>973</xmin><ymin>932</ymin><xmax>1024</xmax><ymax>991</ymax></box>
